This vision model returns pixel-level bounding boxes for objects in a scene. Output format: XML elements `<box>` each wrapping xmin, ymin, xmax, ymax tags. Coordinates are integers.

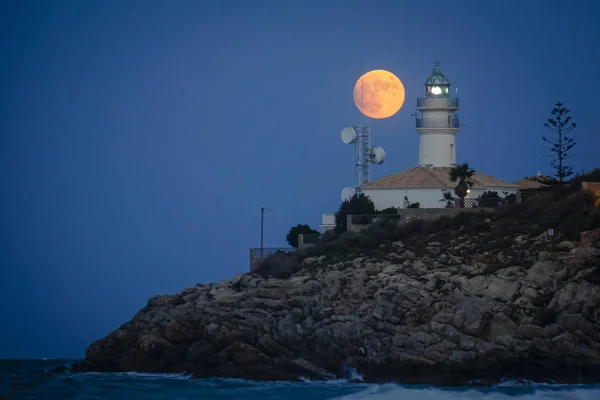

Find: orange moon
<box><xmin>353</xmin><ymin>69</ymin><xmax>405</xmax><ymax>119</ymax></box>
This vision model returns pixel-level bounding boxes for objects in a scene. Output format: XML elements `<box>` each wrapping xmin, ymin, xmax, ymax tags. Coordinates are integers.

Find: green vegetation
<box><xmin>253</xmin><ymin>169</ymin><xmax>600</xmax><ymax>280</ymax></box>
<box><xmin>403</xmin><ymin>196</ymin><xmax>420</xmax><ymax>208</ymax></box>
<box><xmin>477</xmin><ymin>190</ymin><xmax>502</xmax><ymax>208</ymax></box>
<box><xmin>542</xmin><ymin>102</ymin><xmax>577</xmax><ymax>182</ymax></box>
<box><xmin>440</xmin><ymin>189</ymin><xmax>455</xmax><ymax>208</ymax></box>
<box><xmin>253</xmin><ymin>252</ymin><xmax>304</xmax><ymax>279</ymax></box>
<box><xmin>334</xmin><ymin>193</ymin><xmax>376</xmax><ymax>233</ymax></box>
<box><xmin>449</xmin><ymin>163</ymin><xmax>475</xmax><ymax>208</ymax></box>
<box><xmin>286</xmin><ymin>224</ymin><xmax>320</xmax><ymax>247</ymax></box>
<box><xmin>378</xmin><ymin>207</ymin><xmax>400</xmax><ymax>215</ymax></box>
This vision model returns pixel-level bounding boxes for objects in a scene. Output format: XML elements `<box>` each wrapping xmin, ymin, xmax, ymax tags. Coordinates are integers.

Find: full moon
<box><xmin>353</xmin><ymin>69</ymin><xmax>405</xmax><ymax>119</ymax></box>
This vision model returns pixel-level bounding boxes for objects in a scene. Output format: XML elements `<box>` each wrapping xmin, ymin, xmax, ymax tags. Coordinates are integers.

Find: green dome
<box><xmin>425</xmin><ymin>63</ymin><xmax>450</xmax><ymax>86</ymax></box>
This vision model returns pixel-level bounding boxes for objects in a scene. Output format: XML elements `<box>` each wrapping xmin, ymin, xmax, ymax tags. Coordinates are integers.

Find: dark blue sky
<box><xmin>1</xmin><ymin>0</ymin><xmax>598</xmax><ymax>359</ymax></box>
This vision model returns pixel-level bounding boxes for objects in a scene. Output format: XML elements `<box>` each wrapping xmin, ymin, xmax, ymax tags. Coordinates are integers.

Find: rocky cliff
<box><xmin>71</xmin><ymin>191</ymin><xmax>600</xmax><ymax>385</ymax></box>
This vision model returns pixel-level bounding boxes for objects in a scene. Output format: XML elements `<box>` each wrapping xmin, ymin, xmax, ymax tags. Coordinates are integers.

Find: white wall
<box><xmin>319</xmin><ymin>213</ymin><xmax>336</xmax><ymax>233</ymax></box>
<box><xmin>467</xmin><ymin>187</ymin><xmax>518</xmax><ymax>198</ymax></box>
<box><xmin>416</xmin><ymin>97</ymin><xmax>459</xmax><ymax>166</ymax></box>
<box><xmin>362</xmin><ymin>186</ymin><xmax>518</xmax><ymax>210</ymax></box>
<box><xmin>419</xmin><ymin>133</ymin><xmax>456</xmax><ymax>166</ymax></box>
<box><xmin>362</xmin><ymin>188</ymin><xmax>449</xmax><ymax>209</ymax></box>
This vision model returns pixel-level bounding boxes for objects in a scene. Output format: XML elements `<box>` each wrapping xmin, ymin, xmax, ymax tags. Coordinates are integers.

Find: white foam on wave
<box><xmin>299</xmin><ymin>376</ymin><xmax>356</xmax><ymax>385</ymax></box>
<box><xmin>493</xmin><ymin>378</ymin><xmax>591</xmax><ymax>388</ymax></box>
<box><xmin>345</xmin><ymin>367</ymin><xmax>364</xmax><ymax>382</ymax></box>
<box><xmin>299</xmin><ymin>366</ymin><xmax>364</xmax><ymax>385</ymax></box>
<box><xmin>71</xmin><ymin>371</ymin><xmax>192</xmax><ymax>380</ymax></box>
<box><xmin>329</xmin><ymin>383</ymin><xmax>600</xmax><ymax>400</ymax></box>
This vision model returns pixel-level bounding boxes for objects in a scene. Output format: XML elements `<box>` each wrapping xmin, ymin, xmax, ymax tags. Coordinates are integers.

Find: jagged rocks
<box><xmin>72</xmin><ymin>228</ymin><xmax>600</xmax><ymax>385</ymax></box>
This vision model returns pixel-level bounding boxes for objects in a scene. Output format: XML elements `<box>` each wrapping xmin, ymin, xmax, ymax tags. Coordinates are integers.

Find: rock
<box><xmin>49</xmin><ymin>365</ymin><xmax>69</xmax><ymax>373</ymax></box>
<box><xmin>525</xmin><ymin>261</ymin><xmax>560</xmax><ymax>290</ymax></box>
<box><xmin>538</xmin><ymin>251</ymin><xmax>552</xmax><ymax>261</ymax></box>
<box><xmin>231</xmin><ymin>273</ymin><xmax>244</xmax><ymax>286</ymax></box>
<box><xmin>74</xmin><ymin>228</ymin><xmax>600</xmax><ymax>386</ymax></box>
<box><xmin>556</xmin><ymin>241</ymin><xmax>575</xmax><ymax>251</ymax></box>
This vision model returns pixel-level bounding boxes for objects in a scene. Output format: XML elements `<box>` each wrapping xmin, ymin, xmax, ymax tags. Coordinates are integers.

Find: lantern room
<box><xmin>425</xmin><ymin>61</ymin><xmax>451</xmax><ymax>98</ymax></box>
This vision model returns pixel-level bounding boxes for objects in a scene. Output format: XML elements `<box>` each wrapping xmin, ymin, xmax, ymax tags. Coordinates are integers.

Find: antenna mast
<box><xmin>355</xmin><ymin>63</ymin><xmax>371</xmax><ymax>190</ymax></box>
<box><xmin>339</xmin><ymin>65</ymin><xmax>386</xmax><ymax>202</ymax></box>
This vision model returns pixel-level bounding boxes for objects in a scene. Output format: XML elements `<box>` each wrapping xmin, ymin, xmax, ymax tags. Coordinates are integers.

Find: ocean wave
<box><xmin>330</xmin><ymin>383</ymin><xmax>600</xmax><ymax>400</ymax></box>
<box><xmin>3</xmin><ymin>361</ymin><xmax>600</xmax><ymax>400</ymax></box>
<box><xmin>69</xmin><ymin>371</ymin><xmax>193</xmax><ymax>380</ymax></box>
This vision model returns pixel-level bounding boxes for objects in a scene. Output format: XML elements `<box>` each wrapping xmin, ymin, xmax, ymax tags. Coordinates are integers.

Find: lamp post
<box><xmin>260</xmin><ymin>207</ymin><xmax>269</xmax><ymax>257</ymax></box>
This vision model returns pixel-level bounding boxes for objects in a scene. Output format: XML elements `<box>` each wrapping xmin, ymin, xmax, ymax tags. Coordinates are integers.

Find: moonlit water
<box><xmin>1</xmin><ymin>360</ymin><xmax>599</xmax><ymax>400</ymax></box>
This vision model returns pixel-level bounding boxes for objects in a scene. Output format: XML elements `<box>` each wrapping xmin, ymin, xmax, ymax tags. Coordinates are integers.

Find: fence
<box><xmin>249</xmin><ymin>247</ymin><xmax>295</xmax><ymax>272</ymax></box>
<box><xmin>346</xmin><ymin>214</ymin><xmax>401</xmax><ymax>232</ymax></box>
<box><xmin>456</xmin><ymin>195</ymin><xmax>517</xmax><ymax>208</ymax></box>
<box><xmin>298</xmin><ymin>233</ymin><xmax>321</xmax><ymax>249</ymax></box>
<box><xmin>248</xmin><ymin>188</ymin><xmax>557</xmax><ymax>271</ymax></box>
<box><xmin>520</xmin><ymin>190</ymin><xmax>547</xmax><ymax>203</ymax></box>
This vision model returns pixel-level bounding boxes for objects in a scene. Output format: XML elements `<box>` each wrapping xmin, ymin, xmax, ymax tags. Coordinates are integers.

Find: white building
<box><xmin>360</xmin><ymin>165</ymin><xmax>518</xmax><ymax>209</ymax></box>
<box><xmin>320</xmin><ymin>62</ymin><xmax>518</xmax><ymax>232</ymax></box>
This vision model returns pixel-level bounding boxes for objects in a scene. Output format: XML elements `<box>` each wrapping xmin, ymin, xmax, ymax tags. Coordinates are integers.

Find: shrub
<box><xmin>253</xmin><ymin>252</ymin><xmax>303</xmax><ymax>279</ymax></box>
<box><xmin>287</xmin><ymin>169</ymin><xmax>600</xmax><ymax>271</ymax></box>
<box><xmin>334</xmin><ymin>193</ymin><xmax>376</xmax><ymax>233</ymax></box>
<box><xmin>286</xmin><ymin>224</ymin><xmax>320</xmax><ymax>247</ymax></box>
<box><xmin>478</xmin><ymin>191</ymin><xmax>502</xmax><ymax>208</ymax></box>
<box><xmin>403</xmin><ymin>196</ymin><xmax>420</xmax><ymax>208</ymax></box>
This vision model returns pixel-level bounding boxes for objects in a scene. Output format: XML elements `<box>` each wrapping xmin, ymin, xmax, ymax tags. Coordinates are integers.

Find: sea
<box><xmin>1</xmin><ymin>359</ymin><xmax>599</xmax><ymax>400</ymax></box>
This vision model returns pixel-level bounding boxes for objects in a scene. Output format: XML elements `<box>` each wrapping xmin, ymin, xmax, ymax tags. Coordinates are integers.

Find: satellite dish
<box><xmin>341</xmin><ymin>186</ymin><xmax>356</xmax><ymax>202</ymax></box>
<box><xmin>370</xmin><ymin>146</ymin><xmax>385</xmax><ymax>164</ymax></box>
<box><xmin>341</xmin><ymin>127</ymin><xmax>357</xmax><ymax>144</ymax></box>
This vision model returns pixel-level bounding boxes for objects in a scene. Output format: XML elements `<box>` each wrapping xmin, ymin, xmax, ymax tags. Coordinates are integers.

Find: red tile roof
<box><xmin>361</xmin><ymin>166</ymin><xmax>518</xmax><ymax>189</ymax></box>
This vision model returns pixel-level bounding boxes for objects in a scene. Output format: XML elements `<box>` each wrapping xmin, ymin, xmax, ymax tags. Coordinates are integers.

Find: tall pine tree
<box><xmin>542</xmin><ymin>102</ymin><xmax>577</xmax><ymax>182</ymax></box>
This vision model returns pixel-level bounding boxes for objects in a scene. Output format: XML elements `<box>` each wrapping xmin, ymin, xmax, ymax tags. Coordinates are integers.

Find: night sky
<box><xmin>1</xmin><ymin>0</ymin><xmax>598</xmax><ymax>359</ymax></box>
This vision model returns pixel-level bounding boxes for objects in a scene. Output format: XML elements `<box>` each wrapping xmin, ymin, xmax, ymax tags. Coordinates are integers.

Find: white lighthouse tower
<box><xmin>415</xmin><ymin>61</ymin><xmax>460</xmax><ymax>167</ymax></box>
<box><xmin>317</xmin><ymin>60</ymin><xmax>520</xmax><ymax>229</ymax></box>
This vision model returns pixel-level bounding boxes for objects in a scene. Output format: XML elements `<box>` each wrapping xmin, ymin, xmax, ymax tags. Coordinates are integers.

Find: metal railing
<box><xmin>416</xmin><ymin>118</ymin><xmax>460</xmax><ymax>129</ymax></box>
<box><xmin>416</xmin><ymin>97</ymin><xmax>459</xmax><ymax>108</ymax></box>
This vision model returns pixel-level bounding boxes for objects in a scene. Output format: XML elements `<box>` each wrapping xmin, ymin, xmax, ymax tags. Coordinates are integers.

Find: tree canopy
<box><xmin>449</xmin><ymin>163</ymin><xmax>475</xmax><ymax>207</ymax></box>
<box><xmin>334</xmin><ymin>193</ymin><xmax>376</xmax><ymax>233</ymax></box>
<box><xmin>542</xmin><ymin>102</ymin><xmax>577</xmax><ymax>182</ymax></box>
<box><xmin>403</xmin><ymin>196</ymin><xmax>420</xmax><ymax>209</ymax></box>
<box><xmin>286</xmin><ymin>224</ymin><xmax>320</xmax><ymax>247</ymax></box>
<box><xmin>440</xmin><ymin>189</ymin><xmax>455</xmax><ymax>208</ymax></box>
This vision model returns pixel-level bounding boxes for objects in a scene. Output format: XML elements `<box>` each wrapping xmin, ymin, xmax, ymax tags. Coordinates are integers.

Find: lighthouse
<box><xmin>415</xmin><ymin>61</ymin><xmax>459</xmax><ymax>167</ymax></box>
<box><xmin>318</xmin><ymin>59</ymin><xmax>519</xmax><ymax>230</ymax></box>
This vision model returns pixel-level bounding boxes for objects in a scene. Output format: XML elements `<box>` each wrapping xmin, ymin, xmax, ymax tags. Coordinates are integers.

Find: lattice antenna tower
<box><xmin>355</xmin><ymin>64</ymin><xmax>371</xmax><ymax>188</ymax></box>
<box><xmin>339</xmin><ymin>65</ymin><xmax>386</xmax><ymax>202</ymax></box>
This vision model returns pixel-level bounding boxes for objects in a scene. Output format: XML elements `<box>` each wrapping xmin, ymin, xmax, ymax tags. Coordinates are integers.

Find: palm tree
<box><xmin>449</xmin><ymin>163</ymin><xmax>475</xmax><ymax>208</ymax></box>
<box><xmin>439</xmin><ymin>189</ymin><xmax>455</xmax><ymax>208</ymax></box>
